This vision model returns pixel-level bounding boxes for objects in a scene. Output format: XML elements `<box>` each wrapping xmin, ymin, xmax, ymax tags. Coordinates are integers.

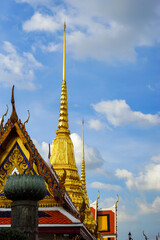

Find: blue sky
<box><xmin>0</xmin><ymin>0</ymin><xmax>160</xmax><ymax>239</ymax></box>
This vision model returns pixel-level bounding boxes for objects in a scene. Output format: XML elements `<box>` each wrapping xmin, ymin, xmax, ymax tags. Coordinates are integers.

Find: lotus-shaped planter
<box><xmin>4</xmin><ymin>174</ymin><xmax>47</xmax><ymax>201</ymax></box>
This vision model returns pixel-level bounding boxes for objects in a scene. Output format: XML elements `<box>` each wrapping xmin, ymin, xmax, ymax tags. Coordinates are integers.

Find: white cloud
<box><xmin>94</xmin><ymin>168</ymin><xmax>112</xmax><ymax>178</ymax></box>
<box><xmin>147</xmin><ymin>84</ymin><xmax>155</xmax><ymax>91</ymax></box>
<box><xmin>0</xmin><ymin>41</ymin><xmax>43</xmax><ymax>89</ymax></box>
<box><xmin>88</xmin><ymin>119</ymin><xmax>103</xmax><ymax>130</ymax></box>
<box><xmin>23</xmin><ymin>12</ymin><xmax>60</xmax><ymax>33</ymax></box>
<box><xmin>100</xmin><ymin>198</ymin><xmax>137</xmax><ymax>222</ymax></box>
<box><xmin>92</xmin><ymin>100</ymin><xmax>160</xmax><ymax>127</ymax></box>
<box><xmin>137</xmin><ymin>197</ymin><xmax>160</xmax><ymax>214</ymax></box>
<box><xmin>23</xmin><ymin>52</ymin><xmax>42</xmax><ymax>68</ymax></box>
<box><xmin>99</xmin><ymin>197</ymin><xmax>138</xmax><ymax>222</ymax></box>
<box><xmin>99</xmin><ymin>197</ymin><xmax>117</xmax><ymax>209</ymax></box>
<box><xmin>90</xmin><ymin>181</ymin><xmax>121</xmax><ymax>191</ymax></box>
<box><xmin>33</xmin><ymin>139</ymin><xmax>51</xmax><ymax>166</ymax></box>
<box><xmin>20</xmin><ymin>0</ymin><xmax>160</xmax><ymax>62</ymax></box>
<box><xmin>87</xmin><ymin>119</ymin><xmax>111</xmax><ymax>131</ymax></box>
<box><xmin>115</xmin><ymin>169</ymin><xmax>133</xmax><ymax>179</ymax></box>
<box><xmin>40</xmin><ymin>42</ymin><xmax>60</xmax><ymax>52</ymax></box>
<box><xmin>118</xmin><ymin>205</ymin><xmax>137</xmax><ymax>222</ymax></box>
<box><xmin>151</xmin><ymin>153</ymin><xmax>160</xmax><ymax>162</ymax></box>
<box><xmin>16</xmin><ymin>0</ymin><xmax>52</xmax><ymax>8</ymax></box>
<box><xmin>115</xmin><ymin>162</ymin><xmax>160</xmax><ymax>191</ymax></box>
<box><xmin>70</xmin><ymin>133</ymin><xmax>104</xmax><ymax>169</ymax></box>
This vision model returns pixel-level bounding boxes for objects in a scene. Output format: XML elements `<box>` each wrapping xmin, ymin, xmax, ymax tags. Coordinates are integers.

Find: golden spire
<box><xmin>57</xmin><ymin>22</ymin><xmax>69</xmax><ymax>133</ymax></box>
<box><xmin>50</xmin><ymin>23</ymin><xmax>84</xmax><ymax>212</ymax></box>
<box><xmin>63</xmin><ymin>22</ymin><xmax>66</xmax><ymax>82</ymax></box>
<box><xmin>80</xmin><ymin>120</ymin><xmax>96</xmax><ymax>232</ymax></box>
<box><xmin>81</xmin><ymin>120</ymin><xmax>86</xmax><ymax>193</ymax></box>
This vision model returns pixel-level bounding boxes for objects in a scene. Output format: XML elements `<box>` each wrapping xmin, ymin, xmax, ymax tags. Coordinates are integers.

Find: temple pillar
<box><xmin>11</xmin><ymin>200</ymin><xmax>38</xmax><ymax>240</ymax></box>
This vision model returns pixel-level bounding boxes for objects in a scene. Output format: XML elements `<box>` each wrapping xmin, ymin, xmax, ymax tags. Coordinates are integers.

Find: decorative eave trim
<box><xmin>39</xmin><ymin>224</ymin><xmax>83</xmax><ymax>227</ymax></box>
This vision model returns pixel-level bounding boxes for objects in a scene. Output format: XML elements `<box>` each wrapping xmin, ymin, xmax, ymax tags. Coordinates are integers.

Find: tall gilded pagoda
<box><xmin>50</xmin><ymin>23</ymin><xmax>96</xmax><ymax>233</ymax></box>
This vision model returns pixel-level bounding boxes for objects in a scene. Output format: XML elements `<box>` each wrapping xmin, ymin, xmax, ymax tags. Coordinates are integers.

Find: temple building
<box><xmin>0</xmin><ymin>24</ymin><xmax>118</xmax><ymax>240</ymax></box>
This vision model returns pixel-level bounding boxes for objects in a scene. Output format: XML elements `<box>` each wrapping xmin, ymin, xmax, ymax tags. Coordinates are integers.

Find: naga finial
<box><xmin>23</xmin><ymin>110</ymin><xmax>30</xmax><ymax>126</ymax></box>
<box><xmin>10</xmin><ymin>85</ymin><xmax>18</xmax><ymax>123</ymax></box>
<box><xmin>96</xmin><ymin>191</ymin><xmax>100</xmax><ymax>208</ymax></box>
<box><xmin>143</xmin><ymin>231</ymin><xmax>148</xmax><ymax>240</ymax></box>
<box><xmin>0</xmin><ymin>105</ymin><xmax>9</xmax><ymax>130</ymax></box>
<box><xmin>115</xmin><ymin>194</ymin><xmax>119</xmax><ymax>208</ymax></box>
<box><xmin>97</xmin><ymin>191</ymin><xmax>100</xmax><ymax>201</ymax></box>
<box><xmin>48</xmin><ymin>143</ymin><xmax>51</xmax><ymax>159</ymax></box>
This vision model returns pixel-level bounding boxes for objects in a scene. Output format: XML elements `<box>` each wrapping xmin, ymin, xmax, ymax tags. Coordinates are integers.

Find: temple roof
<box><xmin>0</xmin><ymin>86</ymin><xmax>79</xmax><ymax>218</ymax></box>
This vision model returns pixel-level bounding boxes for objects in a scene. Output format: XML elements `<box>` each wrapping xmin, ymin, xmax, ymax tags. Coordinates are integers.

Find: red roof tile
<box><xmin>39</xmin><ymin>211</ymin><xmax>73</xmax><ymax>225</ymax></box>
<box><xmin>0</xmin><ymin>210</ymin><xmax>77</xmax><ymax>226</ymax></box>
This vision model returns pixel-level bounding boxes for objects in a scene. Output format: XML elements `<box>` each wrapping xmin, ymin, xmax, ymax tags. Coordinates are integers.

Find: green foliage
<box><xmin>0</xmin><ymin>228</ymin><xmax>28</xmax><ymax>240</ymax></box>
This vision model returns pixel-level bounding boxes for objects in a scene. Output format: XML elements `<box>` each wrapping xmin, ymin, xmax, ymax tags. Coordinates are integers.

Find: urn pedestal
<box><xmin>4</xmin><ymin>174</ymin><xmax>47</xmax><ymax>240</ymax></box>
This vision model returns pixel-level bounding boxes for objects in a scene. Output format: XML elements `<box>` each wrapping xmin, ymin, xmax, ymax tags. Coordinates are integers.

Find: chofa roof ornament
<box><xmin>10</xmin><ymin>85</ymin><xmax>18</xmax><ymax>123</ymax></box>
<box><xmin>0</xmin><ymin>104</ymin><xmax>9</xmax><ymax>131</ymax></box>
<box><xmin>23</xmin><ymin>110</ymin><xmax>30</xmax><ymax>126</ymax></box>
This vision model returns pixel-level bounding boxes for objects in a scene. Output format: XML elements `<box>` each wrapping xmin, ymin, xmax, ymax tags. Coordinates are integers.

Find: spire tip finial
<box><xmin>57</xmin><ymin>24</ymin><xmax>69</xmax><ymax>133</ymax></box>
<box><xmin>11</xmin><ymin>85</ymin><xmax>15</xmax><ymax>105</ymax></box>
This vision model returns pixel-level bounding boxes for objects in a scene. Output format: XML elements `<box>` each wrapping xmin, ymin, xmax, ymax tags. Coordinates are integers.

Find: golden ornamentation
<box><xmin>0</xmin><ymin>144</ymin><xmax>33</xmax><ymax>202</ymax></box>
<box><xmin>79</xmin><ymin>198</ymin><xmax>86</xmax><ymax>222</ymax></box>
